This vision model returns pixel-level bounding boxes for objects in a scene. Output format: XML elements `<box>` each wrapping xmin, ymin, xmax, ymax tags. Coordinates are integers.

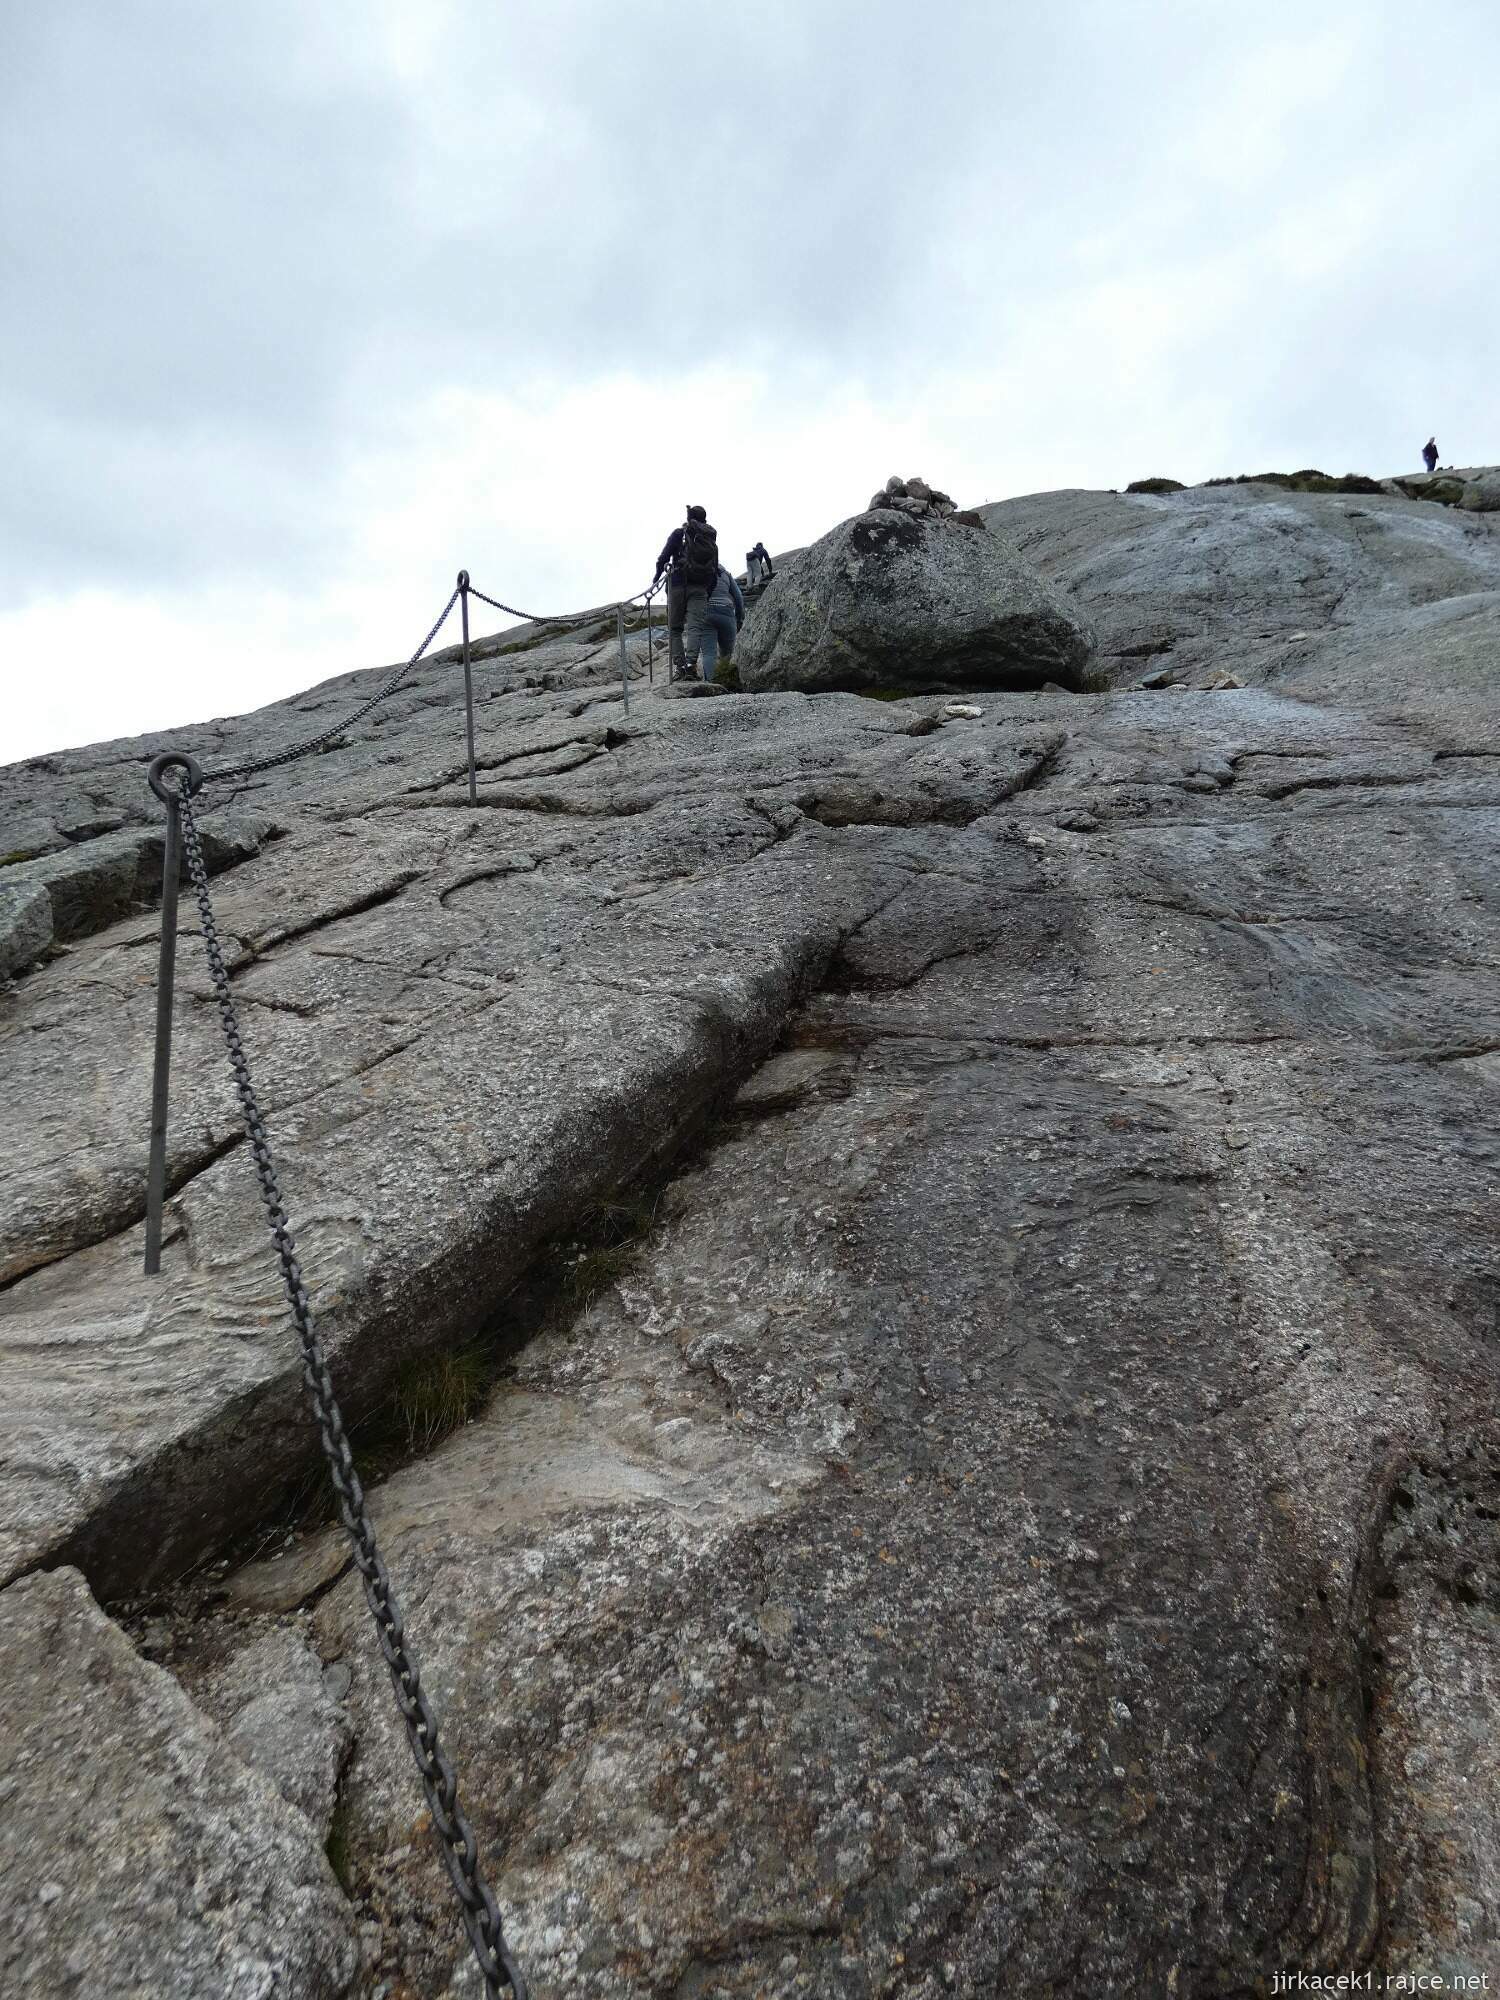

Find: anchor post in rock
<box><xmin>618</xmin><ymin>603</ymin><xmax>631</xmax><ymax>713</ymax></box>
<box><xmin>458</xmin><ymin>569</ymin><xmax>477</xmax><ymax>805</ymax></box>
<box><xmin>142</xmin><ymin>750</ymin><xmax>202</xmax><ymax>1275</ymax></box>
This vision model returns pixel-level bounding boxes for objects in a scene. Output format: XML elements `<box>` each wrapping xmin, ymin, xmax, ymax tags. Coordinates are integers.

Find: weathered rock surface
<box><xmin>0</xmin><ymin>875</ymin><xmax>51</xmax><ymax>977</ymax></box>
<box><xmin>0</xmin><ymin>811</ymin><xmax>278</xmax><ymax>979</ymax></box>
<box><xmin>737</xmin><ymin>504</ymin><xmax>1095</xmax><ymax>694</ymax></box>
<box><xmin>0</xmin><ymin>1566</ymin><xmax>361</xmax><ymax>1999</ymax></box>
<box><xmin>1385</xmin><ymin>465</ymin><xmax>1499</xmax><ymax>511</ymax></box>
<box><xmin>2</xmin><ymin>479</ymin><xmax>1498</xmax><ymax>1995</ymax></box>
<box><xmin>189</xmin><ymin>1626</ymin><xmax>354</xmax><ymax>1839</ymax></box>
<box><xmin>982</xmin><ymin>479</ymin><xmax>1500</xmax><ymax>719</ymax></box>
<box><xmin>0</xmin><ymin>691</ymin><xmax>1063</xmax><ymax>1594</ymax></box>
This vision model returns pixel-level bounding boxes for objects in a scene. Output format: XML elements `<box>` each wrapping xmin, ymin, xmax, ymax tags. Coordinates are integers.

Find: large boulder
<box><xmin>737</xmin><ymin>506</ymin><xmax>1096</xmax><ymax>694</ymax></box>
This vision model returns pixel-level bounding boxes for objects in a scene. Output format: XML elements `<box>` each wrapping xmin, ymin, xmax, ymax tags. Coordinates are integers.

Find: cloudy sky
<box><xmin>3</xmin><ymin>0</ymin><xmax>1495</xmax><ymax>762</ymax></box>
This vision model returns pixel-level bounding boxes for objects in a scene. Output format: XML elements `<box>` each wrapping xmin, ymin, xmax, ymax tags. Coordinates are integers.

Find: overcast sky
<box><xmin>2</xmin><ymin>0</ymin><xmax>1495</xmax><ymax>762</ymax></box>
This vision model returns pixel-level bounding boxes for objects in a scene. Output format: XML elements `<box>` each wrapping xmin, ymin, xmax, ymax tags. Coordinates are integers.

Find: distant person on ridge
<box><xmin>745</xmin><ymin>540</ymin><xmax>775</xmax><ymax>586</ymax></box>
<box><xmin>692</xmin><ymin>563</ymin><xmax>746</xmax><ymax>685</ymax></box>
<box><xmin>1423</xmin><ymin>437</ymin><xmax>1439</xmax><ymax>474</ymax></box>
<box><xmin>652</xmin><ymin>505</ymin><xmax>720</xmax><ymax>679</ymax></box>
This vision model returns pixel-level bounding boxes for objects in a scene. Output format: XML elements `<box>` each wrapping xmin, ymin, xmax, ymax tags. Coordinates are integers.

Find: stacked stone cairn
<box><xmin>865</xmin><ymin>475</ymin><xmax>983</xmax><ymax>528</ymax></box>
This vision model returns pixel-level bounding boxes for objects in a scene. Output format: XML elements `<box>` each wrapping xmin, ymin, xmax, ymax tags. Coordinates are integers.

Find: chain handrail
<box><xmin>203</xmin><ymin>585</ymin><xmax>463</xmax><ymax>785</ymax></box>
<box><xmin>136</xmin><ymin>560</ymin><xmax>673</xmax><ymax>1981</ymax></box>
<box><xmin>467</xmin><ymin>579</ymin><xmax>661</xmax><ymax>625</ymax></box>
<box><xmin>148</xmin><ymin>755</ymin><xmax>526</xmax><ymax>2000</ymax></box>
<box><xmin>191</xmin><ymin>569</ymin><xmax>660</xmax><ymax>792</ymax></box>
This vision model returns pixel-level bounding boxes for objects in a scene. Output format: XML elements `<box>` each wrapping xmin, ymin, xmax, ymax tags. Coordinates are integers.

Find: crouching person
<box><xmin>693</xmin><ymin>564</ymin><xmax>745</xmax><ymax>686</ymax></box>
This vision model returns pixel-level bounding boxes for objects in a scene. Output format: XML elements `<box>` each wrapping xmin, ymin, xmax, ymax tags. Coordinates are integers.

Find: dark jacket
<box><xmin>654</xmin><ymin>526</ymin><xmax>687</xmax><ymax>580</ymax></box>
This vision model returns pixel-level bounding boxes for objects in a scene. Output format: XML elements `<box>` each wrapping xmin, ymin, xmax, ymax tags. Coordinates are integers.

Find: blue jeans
<box><xmin>697</xmin><ymin>606</ymin><xmax>738</xmax><ymax>680</ymax></box>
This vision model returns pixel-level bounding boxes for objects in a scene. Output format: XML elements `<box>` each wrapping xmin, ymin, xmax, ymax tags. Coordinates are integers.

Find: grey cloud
<box><xmin>2</xmin><ymin>0</ymin><xmax>1497</xmax><ymax>604</ymax></box>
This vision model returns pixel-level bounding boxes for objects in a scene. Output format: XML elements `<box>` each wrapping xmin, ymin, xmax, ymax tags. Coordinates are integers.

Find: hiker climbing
<box><xmin>653</xmin><ymin>505</ymin><xmax>720</xmax><ymax>680</ymax></box>
<box><xmin>745</xmin><ymin>541</ymin><xmax>775</xmax><ymax>586</ymax></box>
<box><xmin>1423</xmin><ymin>436</ymin><xmax>1439</xmax><ymax>474</ymax></box>
<box><xmin>692</xmin><ymin>563</ymin><xmax>746</xmax><ymax>685</ymax></box>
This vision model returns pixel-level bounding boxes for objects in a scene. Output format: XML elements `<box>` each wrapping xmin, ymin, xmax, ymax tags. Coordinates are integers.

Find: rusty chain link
<box><xmin>153</xmin><ymin>755</ymin><xmax>526</xmax><ymax>2000</ymax></box>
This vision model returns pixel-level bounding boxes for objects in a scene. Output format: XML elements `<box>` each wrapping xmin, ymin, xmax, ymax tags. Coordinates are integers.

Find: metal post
<box><xmin>617</xmin><ymin>605</ymin><xmax>631</xmax><ymax>713</ymax></box>
<box><xmin>647</xmin><ymin>592</ymin><xmax>654</xmax><ymax>683</ymax></box>
<box><xmin>458</xmin><ymin>570</ymin><xmax>477</xmax><ymax>805</ymax></box>
<box><xmin>142</xmin><ymin>751</ymin><xmax>202</xmax><ymax>1274</ymax></box>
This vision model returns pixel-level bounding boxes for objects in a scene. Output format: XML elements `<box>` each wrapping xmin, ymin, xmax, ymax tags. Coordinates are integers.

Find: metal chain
<box><xmin>205</xmin><ymin>586</ymin><xmax>463</xmax><ymax>785</ymax></box>
<box><xmin>167</xmin><ymin>773</ymin><xmax>526</xmax><ymax>2000</ymax></box>
<box><xmin>466</xmin><ymin>585</ymin><xmax>555</xmax><ymax>623</ymax></box>
<box><xmin>194</xmin><ymin>572</ymin><xmax>657</xmax><ymax>788</ymax></box>
<box><xmin>467</xmin><ymin>580</ymin><xmax>659</xmax><ymax>625</ymax></box>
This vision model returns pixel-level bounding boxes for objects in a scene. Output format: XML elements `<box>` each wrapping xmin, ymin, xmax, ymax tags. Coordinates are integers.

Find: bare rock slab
<box><xmin>0</xmin><ymin>1566</ymin><xmax>361</xmax><ymax>2000</ymax></box>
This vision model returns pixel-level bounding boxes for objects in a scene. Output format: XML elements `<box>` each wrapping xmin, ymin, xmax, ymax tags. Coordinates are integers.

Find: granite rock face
<box><xmin>1</xmin><ymin>483</ymin><xmax>1498</xmax><ymax>1996</ymax></box>
<box><xmin>737</xmin><ymin>503</ymin><xmax>1095</xmax><ymax>694</ymax></box>
<box><xmin>0</xmin><ymin>876</ymin><xmax>51</xmax><ymax>977</ymax></box>
<box><xmin>981</xmin><ymin>479</ymin><xmax>1500</xmax><ymax>719</ymax></box>
<box><xmin>189</xmin><ymin>1627</ymin><xmax>354</xmax><ymax>1840</ymax></box>
<box><xmin>0</xmin><ymin>1566</ymin><xmax>361</xmax><ymax>2000</ymax></box>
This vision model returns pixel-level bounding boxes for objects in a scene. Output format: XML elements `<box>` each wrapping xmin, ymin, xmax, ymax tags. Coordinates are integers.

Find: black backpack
<box><xmin>676</xmin><ymin>516</ymin><xmax>719</xmax><ymax>589</ymax></box>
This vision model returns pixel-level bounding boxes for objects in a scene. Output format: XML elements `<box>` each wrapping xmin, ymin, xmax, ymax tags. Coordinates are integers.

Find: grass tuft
<box><xmin>390</xmin><ymin>1346</ymin><xmax>492</xmax><ymax>1452</ymax></box>
<box><xmin>350</xmin><ymin>1342</ymin><xmax>495</xmax><ymax>1485</ymax></box>
<box><xmin>560</xmin><ymin>1193</ymin><xmax>660</xmax><ymax>1304</ymax></box>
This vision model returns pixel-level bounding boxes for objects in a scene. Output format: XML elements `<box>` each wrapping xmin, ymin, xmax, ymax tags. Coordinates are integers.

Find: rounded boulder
<box><xmin>737</xmin><ymin>507</ymin><xmax>1096</xmax><ymax>694</ymax></box>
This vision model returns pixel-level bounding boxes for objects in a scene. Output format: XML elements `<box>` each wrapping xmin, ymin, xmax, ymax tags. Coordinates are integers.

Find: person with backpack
<box><xmin>746</xmin><ymin>540</ymin><xmax>775</xmax><ymax>585</ymax></box>
<box><xmin>693</xmin><ymin>563</ymin><xmax>746</xmax><ymax>685</ymax></box>
<box><xmin>652</xmin><ymin>505</ymin><xmax>720</xmax><ymax>679</ymax></box>
<box><xmin>1422</xmin><ymin>437</ymin><xmax>1439</xmax><ymax>474</ymax></box>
